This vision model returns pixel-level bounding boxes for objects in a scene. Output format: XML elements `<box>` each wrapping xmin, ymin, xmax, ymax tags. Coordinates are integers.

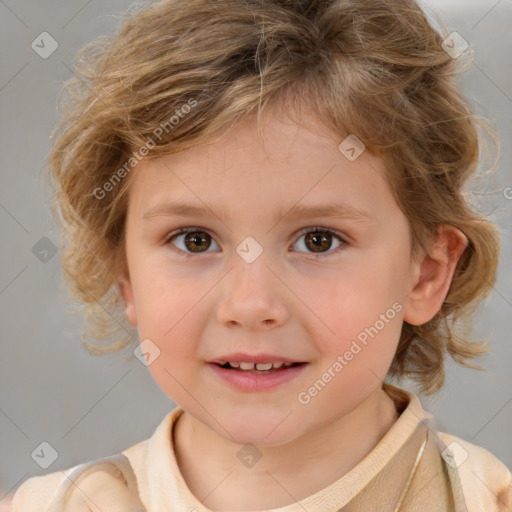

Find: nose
<box><xmin>215</xmin><ymin>253</ymin><xmax>290</xmax><ymax>331</ymax></box>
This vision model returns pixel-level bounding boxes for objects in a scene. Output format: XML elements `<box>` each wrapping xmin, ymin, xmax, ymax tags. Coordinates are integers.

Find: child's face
<box><xmin>120</xmin><ymin>106</ymin><xmax>420</xmax><ymax>446</ymax></box>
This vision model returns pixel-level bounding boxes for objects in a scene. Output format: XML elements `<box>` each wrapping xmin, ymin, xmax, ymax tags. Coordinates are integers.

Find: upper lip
<box><xmin>208</xmin><ymin>353</ymin><xmax>305</xmax><ymax>364</ymax></box>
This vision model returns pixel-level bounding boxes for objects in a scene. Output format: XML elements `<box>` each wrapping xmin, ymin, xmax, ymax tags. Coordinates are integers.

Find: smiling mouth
<box><xmin>215</xmin><ymin>362</ymin><xmax>306</xmax><ymax>373</ymax></box>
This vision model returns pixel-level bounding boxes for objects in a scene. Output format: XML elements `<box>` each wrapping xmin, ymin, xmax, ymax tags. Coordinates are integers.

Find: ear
<box><xmin>117</xmin><ymin>261</ymin><xmax>138</xmax><ymax>327</ymax></box>
<box><xmin>403</xmin><ymin>224</ymin><xmax>468</xmax><ymax>326</ymax></box>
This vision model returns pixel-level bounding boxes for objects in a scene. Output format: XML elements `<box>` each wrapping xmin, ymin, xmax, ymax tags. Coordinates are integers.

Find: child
<box><xmin>11</xmin><ymin>0</ymin><xmax>512</xmax><ymax>510</ymax></box>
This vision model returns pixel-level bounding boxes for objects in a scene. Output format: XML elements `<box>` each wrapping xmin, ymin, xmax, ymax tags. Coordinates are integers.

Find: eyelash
<box><xmin>163</xmin><ymin>226</ymin><xmax>348</xmax><ymax>259</ymax></box>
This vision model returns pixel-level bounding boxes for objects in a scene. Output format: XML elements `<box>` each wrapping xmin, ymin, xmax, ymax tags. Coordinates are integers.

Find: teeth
<box><xmin>221</xmin><ymin>361</ymin><xmax>296</xmax><ymax>371</ymax></box>
<box><xmin>255</xmin><ymin>363</ymin><xmax>273</xmax><ymax>371</ymax></box>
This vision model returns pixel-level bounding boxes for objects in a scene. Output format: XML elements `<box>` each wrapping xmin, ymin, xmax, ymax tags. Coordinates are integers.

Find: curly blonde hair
<box><xmin>47</xmin><ymin>0</ymin><xmax>501</xmax><ymax>395</ymax></box>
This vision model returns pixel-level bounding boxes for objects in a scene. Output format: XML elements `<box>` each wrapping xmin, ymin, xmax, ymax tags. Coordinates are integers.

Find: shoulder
<box><xmin>10</xmin><ymin>470</ymin><xmax>69</xmax><ymax>512</ymax></box>
<box><xmin>10</xmin><ymin>411</ymin><xmax>176</xmax><ymax>512</ymax></box>
<box><xmin>11</xmin><ymin>453</ymin><xmax>146</xmax><ymax>512</ymax></box>
<box><xmin>438</xmin><ymin>432</ymin><xmax>512</xmax><ymax>511</ymax></box>
<box><xmin>61</xmin><ymin>463</ymin><xmax>143</xmax><ymax>512</ymax></box>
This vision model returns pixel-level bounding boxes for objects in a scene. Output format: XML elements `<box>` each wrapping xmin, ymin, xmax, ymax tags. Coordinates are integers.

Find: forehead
<box><xmin>127</xmin><ymin>108</ymin><xmax>396</xmax><ymax>227</ymax></box>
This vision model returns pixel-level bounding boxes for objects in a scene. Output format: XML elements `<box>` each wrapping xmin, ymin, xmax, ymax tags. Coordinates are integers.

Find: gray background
<box><xmin>1</xmin><ymin>0</ymin><xmax>511</xmax><ymax>508</ymax></box>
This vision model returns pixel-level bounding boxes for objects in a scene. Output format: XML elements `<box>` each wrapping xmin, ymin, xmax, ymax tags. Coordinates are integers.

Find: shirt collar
<box><xmin>143</xmin><ymin>384</ymin><xmax>433</xmax><ymax>511</ymax></box>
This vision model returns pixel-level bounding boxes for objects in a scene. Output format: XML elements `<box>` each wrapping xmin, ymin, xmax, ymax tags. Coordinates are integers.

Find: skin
<box><xmin>118</xmin><ymin>103</ymin><xmax>467</xmax><ymax>511</ymax></box>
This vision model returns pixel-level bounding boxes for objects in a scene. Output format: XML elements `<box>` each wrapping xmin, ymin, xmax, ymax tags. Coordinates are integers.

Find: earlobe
<box><xmin>117</xmin><ymin>266</ymin><xmax>138</xmax><ymax>327</ymax></box>
<box><xmin>403</xmin><ymin>225</ymin><xmax>468</xmax><ymax>326</ymax></box>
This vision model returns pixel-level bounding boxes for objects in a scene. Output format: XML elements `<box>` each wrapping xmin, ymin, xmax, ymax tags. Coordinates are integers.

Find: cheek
<box><xmin>302</xmin><ymin>258</ymin><xmax>403</xmax><ymax>368</ymax></box>
<box><xmin>130</xmin><ymin>265</ymin><xmax>206</xmax><ymax>381</ymax></box>
<box><xmin>305</xmin><ymin>291</ymin><xmax>402</xmax><ymax>413</ymax></box>
<box><xmin>132</xmin><ymin>260</ymin><xmax>200</xmax><ymax>334</ymax></box>
<box><xmin>137</xmin><ymin>298</ymin><xmax>207</xmax><ymax>406</ymax></box>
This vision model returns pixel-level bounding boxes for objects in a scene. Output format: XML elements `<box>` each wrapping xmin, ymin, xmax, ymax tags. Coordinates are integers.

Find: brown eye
<box><xmin>183</xmin><ymin>231</ymin><xmax>211</xmax><ymax>252</ymax></box>
<box><xmin>293</xmin><ymin>228</ymin><xmax>345</xmax><ymax>257</ymax></box>
<box><xmin>305</xmin><ymin>231</ymin><xmax>332</xmax><ymax>252</ymax></box>
<box><xmin>166</xmin><ymin>228</ymin><xmax>219</xmax><ymax>255</ymax></box>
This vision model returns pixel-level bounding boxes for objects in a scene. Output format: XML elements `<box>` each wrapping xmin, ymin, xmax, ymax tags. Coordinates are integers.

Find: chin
<box><xmin>219</xmin><ymin>413</ymin><xmax>304</xmax><ymax>448</ymax></box>
<box><xmin>230</xmin><ymin>430</ymin><xmax>298</xmax><ymax>448</ymax></box>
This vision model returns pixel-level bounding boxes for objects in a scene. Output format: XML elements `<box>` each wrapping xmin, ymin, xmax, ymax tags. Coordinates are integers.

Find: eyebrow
<box><xmin>142</xmin><ymin>200</ymin><xmax>374</xmax><ymax>225</ymax></box>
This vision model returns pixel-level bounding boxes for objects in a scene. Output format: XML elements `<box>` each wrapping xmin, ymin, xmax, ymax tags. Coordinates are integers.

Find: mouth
<box><xmin>213</xmin><ymin>361</ymin><xmax>306</xmax><ymax>374</ymax></box>
<box><xmin>207</xmin><ymin>356</ymin><xmax>309</xmax><ymax>391</ymax></box>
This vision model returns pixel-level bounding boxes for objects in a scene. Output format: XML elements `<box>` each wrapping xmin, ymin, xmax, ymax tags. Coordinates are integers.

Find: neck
<box><xmin>173</xmin><ymin>387</ymin><xmax>399</xmax><ymax>511</ymax></box>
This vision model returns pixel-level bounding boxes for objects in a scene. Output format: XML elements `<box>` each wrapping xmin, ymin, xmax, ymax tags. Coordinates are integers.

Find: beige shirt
<box><xmin>11</xmin><ymin>384</ymin><xmax>512</xmax><ymax>511</ymax></box>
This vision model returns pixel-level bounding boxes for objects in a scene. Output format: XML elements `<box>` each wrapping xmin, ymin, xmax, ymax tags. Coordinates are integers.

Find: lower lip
<box><xmin>207</xmin><ymin>363</ymin><xmax>308</xmax><ymax>392</ymax></box>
